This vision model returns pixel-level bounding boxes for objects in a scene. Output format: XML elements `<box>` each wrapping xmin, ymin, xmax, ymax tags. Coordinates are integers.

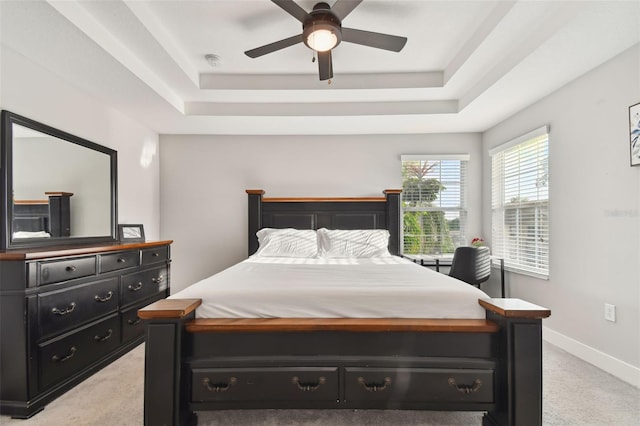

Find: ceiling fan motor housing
<box><xmin>303</xmin><ymin>2</ymin><xmax>342</xmax><ymax>51</ymax></box>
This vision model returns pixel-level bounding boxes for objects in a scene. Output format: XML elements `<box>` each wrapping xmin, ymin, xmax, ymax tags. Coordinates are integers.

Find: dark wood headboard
<box><xmin>246</xmin><ymin>189</ymin><xmax>402</xmax><ymax>257</ymax></box>
<box><xmin>12</xmin><ymin>192</ymin><xmax>72</xmax><ymax>237</ymax></box>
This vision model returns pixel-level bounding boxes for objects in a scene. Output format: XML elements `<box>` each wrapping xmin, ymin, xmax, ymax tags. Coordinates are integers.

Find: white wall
<box><xmin>483</xmin><ymin>45</ymin><xmax>640</xmax><ymax>382</ymax></box>
<box><xmin>0</xmin><ymin>46</ymin><xmax>161</xmax><ymax>240</ymax></box>
<box><xmin>159</xmin><ymin>133</ymin><xmax>483</xmax><ymax>292</ymax></box>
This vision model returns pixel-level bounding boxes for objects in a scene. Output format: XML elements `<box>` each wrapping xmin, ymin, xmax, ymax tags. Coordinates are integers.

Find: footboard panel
<box><xmin>139</xmin><ymin>298</ymin><xmax>549</xmax><ymax>426</ymax></box>
<box><xmin>188</xmin><ymin>330</ymin><xmax>496</xmax><ymax>358</ymax></box>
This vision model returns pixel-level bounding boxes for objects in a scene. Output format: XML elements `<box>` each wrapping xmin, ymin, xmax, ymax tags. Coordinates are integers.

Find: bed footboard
<box><xmin>139</xmin><ymin>298</ymin><xmax>549</xmax><ymax>426</ymax></box>
<box><xmin>139</xmin><ymin>299</ymin><xmax>201</xmax><ymax>426</ymax></box>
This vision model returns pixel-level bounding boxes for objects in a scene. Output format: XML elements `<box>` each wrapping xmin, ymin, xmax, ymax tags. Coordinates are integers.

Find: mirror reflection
<box><xmin>12</xmin><ymin>124</ymin><xmax>112</xmax><ymax>240</ymax></box>
<box><xmin>3</xmin><ymin>113</ymin><xmax>117</xmax><ymax>249</ymax></box>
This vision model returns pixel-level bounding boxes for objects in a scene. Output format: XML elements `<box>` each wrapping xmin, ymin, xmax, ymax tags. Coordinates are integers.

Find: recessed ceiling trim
<box><xmin>123</xmin><ymin>0</ymin><xmax>200</xmax><ymax>88</ymax></box>
<box><xmin>458</xmin><ymin>1</ymin><xmax>583</xmax><ymax>111</ymax></box>
<box><xmin>185</xmin><ymin>100</ymin><xmax>458</xmax><ymax>116</ymax></box>
<box><xmin>199</xmin><ymin>71</ymin><xmax>443</xmax><ymax>90</ymax></box>
<box><xmin>46</xmin><ymin>0</ymin><xmax>185</xmax><ymax>114</ymax></box>
<box><xmin>444</xmin><ymin>0</ymin><xmax>516</xmax><ymax>85</ymax></box>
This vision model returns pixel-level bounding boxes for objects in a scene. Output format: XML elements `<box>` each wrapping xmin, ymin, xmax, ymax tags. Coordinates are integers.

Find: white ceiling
<box><xmin>1</xmin><ymin>0</ymin><xmax>639</xmax><ymax>135</ymax></box>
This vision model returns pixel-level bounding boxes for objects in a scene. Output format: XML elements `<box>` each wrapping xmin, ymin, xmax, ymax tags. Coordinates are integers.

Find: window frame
<box><xmin>400</xmin><ymin>154</ymin><xmax>469</xmax><ymax>256</ymax></box>
<box><xmin>490</xmin><ymin>126</ymin><xmax>550</xmax><ymax>279</ymax></box>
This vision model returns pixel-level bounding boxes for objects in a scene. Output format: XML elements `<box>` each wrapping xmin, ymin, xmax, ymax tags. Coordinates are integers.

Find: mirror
<box><xmin>1</xmin><ymin>110</ymin><xmax>117</xmax><ymax>250</ymax></box>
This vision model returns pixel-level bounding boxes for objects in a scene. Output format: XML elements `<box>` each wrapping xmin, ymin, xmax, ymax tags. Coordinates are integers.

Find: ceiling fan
<box><xmin>244</xmin><ymin>0</ymin><xmax>408</xmax><ymax>81</ymax></box>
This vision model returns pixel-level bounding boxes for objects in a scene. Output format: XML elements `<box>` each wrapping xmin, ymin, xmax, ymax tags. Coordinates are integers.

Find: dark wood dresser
<box><xmin>0</xmin><ymin>240</ymin><xmax>172</xmax><ymax>418</ymax></box>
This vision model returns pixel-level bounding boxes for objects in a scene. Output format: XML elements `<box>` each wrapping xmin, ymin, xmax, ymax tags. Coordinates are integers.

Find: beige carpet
<box><xmin>1</xmin><ymin>342</ymin><xmax>638</xmax><ymax>425</ymax></box>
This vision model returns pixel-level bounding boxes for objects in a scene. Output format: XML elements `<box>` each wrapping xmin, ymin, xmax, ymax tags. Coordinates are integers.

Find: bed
<box><xmin>12</xmin><ymin>191</ymin><xmax>72</xmax><ymax>238</ymax></box>
<box><xmin>139</xmin><ymin>189</ymin><xmax>550</xmax><ymax>426</ymax></box>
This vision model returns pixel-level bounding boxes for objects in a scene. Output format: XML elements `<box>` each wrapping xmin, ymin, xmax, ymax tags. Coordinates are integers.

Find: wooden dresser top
<box><xmin>0</xmin><ymin>240</ymin><xmax>173</xmax><ymax>261</ymax></box>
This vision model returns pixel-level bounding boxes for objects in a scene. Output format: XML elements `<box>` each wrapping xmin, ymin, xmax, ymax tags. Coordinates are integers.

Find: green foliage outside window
<box><xmin>401</xmin><ymin>161</ymin><xmax>458</xmax><ymax>255</ymax></box>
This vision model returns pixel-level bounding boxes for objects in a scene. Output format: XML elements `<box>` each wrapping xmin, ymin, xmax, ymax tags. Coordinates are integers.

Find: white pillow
<box><xmin>254</xmin><ymin>228</ymin><xmax>318</xmax><ymax>258</ymax></box>
<box><xmin>317</xmin><ymin>228</ymin><xmax>391</xmax><ymax>258</ymax></box>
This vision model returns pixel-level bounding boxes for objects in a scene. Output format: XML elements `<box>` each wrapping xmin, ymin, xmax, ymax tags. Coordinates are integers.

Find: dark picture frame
<box><xmin>630</xmin><ymin>102</ymin><xmax>640</xmax><ymax>166</ymax></box>
<box><xmin>118</xmin><ymin>224</ymin><xmax>145</xmax><ymax>243</ymax></box>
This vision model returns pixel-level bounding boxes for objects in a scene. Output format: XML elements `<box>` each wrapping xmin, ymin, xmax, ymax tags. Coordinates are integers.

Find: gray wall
<box><xmin>159</xmin><ymin>133</ymin><xmax>483</xmax><ymax>292</ymax></box>
<box><xmin>482</xmin><ymin>44</ymin><xmax>640</xmax><ymax>379</ymax></box>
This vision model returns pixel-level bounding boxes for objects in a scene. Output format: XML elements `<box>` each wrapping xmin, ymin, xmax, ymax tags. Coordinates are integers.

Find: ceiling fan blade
<box><xmin>245</xmin><ymin>34</ymin><xmax>303</xmax><ymax>58</ymax></box>
<box><xmin>342</xmin><ymin>27</ymin><xmax>407</xmax><ymax>52</ymax></box>
<box><xmin>317</xmin><ymin>50</ymin><xmax>333</xmax><ymax>81</ymax></box>
<box><xmin>330</xmin><ymin>0</ymin><xmax>363</xmax><ymax>21</ymax></box>
<box><xmin>271</xmin><ymin>0</ymin><xmax>309</xmax><ymax>23</ymax></box>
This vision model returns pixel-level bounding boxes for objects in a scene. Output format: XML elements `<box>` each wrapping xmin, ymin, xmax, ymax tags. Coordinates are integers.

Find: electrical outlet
<box><xmin>604</xmin><ymin>303</ymin><xmax>616</xmax><ymax>322</ymax></box>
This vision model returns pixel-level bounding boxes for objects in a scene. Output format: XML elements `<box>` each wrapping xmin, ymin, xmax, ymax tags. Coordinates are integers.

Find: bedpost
<box><xmin>246</xmin><ymin>189</ymin><xmax>264</xmax><ymax>256</ymax></box>
<box><xmin>383</xmin><ymin>189</ymin><xmax>402</xmax><ymax>256</ymax></box>
<box><xmin>138</xmin><ymin>299</ymin><xmax>202</xmax><ymax>426</ymax></box>
<box><xmin>479</xmin><ymin>298</ymin><xmax>550</xmax><ymax>426</ymax></box>
<box><xmin>46</xmin><ymin>191</ymin><xmax>73</xmax><ymax>237</ymax></box>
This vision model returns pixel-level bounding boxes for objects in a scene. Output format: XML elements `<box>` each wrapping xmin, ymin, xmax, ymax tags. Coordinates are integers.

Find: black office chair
<box><xmin>449</xmin><ymin>246</ymin><xmax>491</xmax><ymax>288</ymax></box>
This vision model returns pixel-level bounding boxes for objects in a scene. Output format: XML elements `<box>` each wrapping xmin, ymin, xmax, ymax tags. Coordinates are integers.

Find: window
<box><xmin>401</xmin><ymin>155</ymin><xmax>468</xmax><ymax>255</ymax></box>
<box><xmin>490</xmin><ymin>126</ymin><xmax>549</xmax><ymax>278</ymax></box>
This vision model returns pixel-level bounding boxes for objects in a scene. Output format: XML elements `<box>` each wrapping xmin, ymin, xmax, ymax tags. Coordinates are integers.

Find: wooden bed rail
<box><xmin>185</xmin><ymin>317</ymin><xmax>500</xmax><ymax>333</ymax></box>
<box><xmin>138</xmin><ymin>298</ymin><xmax>549</xmax><ymax>332</ymax></box>
<box><xmin>139</xmin><ymin>299</ymin><xmax>499</xmax><ymax>333</ymax></box>
<box><xmin>245</xmin><ymin>189</ymin><xmax>402</xmax><ymax>203</ymax></box>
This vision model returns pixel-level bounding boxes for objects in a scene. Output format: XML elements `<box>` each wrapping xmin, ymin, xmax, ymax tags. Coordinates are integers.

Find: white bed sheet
<box><xmin>171</xmin><ymin>256</ymin><xmax>489</xmax><ymax>319</ymax></box>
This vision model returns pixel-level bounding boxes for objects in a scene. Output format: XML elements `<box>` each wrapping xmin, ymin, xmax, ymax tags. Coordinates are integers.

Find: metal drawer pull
<box><xmin>292</xmin><ymin>376</ymin><xmax>326</xmax><ymax>391</ymax></box>
<box><xmin>152</xmin><ymin>253</ymin><xmax>160</xmax><ymax>257</ymax></box>
<box><xmin>357</xmin><ymin>377</ymin><xmax>392</xmax><ymax>392</ymax></box>
<box><xmin>448</xmin><ymin>378</ymin><xmax>483</xmax><ymax>394</ymax></box>
<box><xmin>151</xmin><ymin>275</ymin><xmax>164</xmax><ymax>283</ymax></box>
<box><xmin>94</xmin><ymin>329</ymin><xmax>113</xmax><ymax>342</ymax></box>
<box><xmin>203</xmin><ymin>377</ymin><xmax>237</xmax><ymax>392</ymax></box>
<box><xmin>52</xmin><ymin>302</ymin><xmax>76</xmax><ymax>316</ymax></box>
<box><xmin>94</xmin><ymin>291</ymin><xmax>114</xmax><ymax>302</ymax></box>
<box><xmin>52</xmin><ymin>346</ymin><xmax>77</xmax><ymax>363</ymax></box>
<box><xmin>65</xmin><ymin>265</ymin><xmax>77</xmax><ymax>272</ymax></box>
<box><xmin>117</xmin><ymin>258</ymin><xmax>127</xmax><ymax>263</ymax></box>
<box><xmin>127</xmin><ymin>318</ymin><xmax>141</xmax><ymax>326</ymax></box>
<box><xmin>128</xmin><ymin>282</ymin><xmax>143</xmax><ymax>291</ymax></box>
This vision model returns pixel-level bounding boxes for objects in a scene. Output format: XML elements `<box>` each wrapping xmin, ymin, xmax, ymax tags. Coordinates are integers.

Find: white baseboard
<box><xmin>543</xmin><ymin>326</ymin><xmax>640</xmax><ymax>388</ymax></box>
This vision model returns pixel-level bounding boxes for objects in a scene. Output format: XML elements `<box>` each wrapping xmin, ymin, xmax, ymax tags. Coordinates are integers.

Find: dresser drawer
<box><xmin>38</xmin><ymin>314</ymin><xmax>121</xmax><ymax>391</ymax></box>
<box><xmin>100</xmin><ymin>250</ymin><xmax>140</xmax><ymax>273</ymax></box>
<box><xmin>120</xmin><ymin>305</ymin><xmax>144</xmax><ymax>343</ymax></box>
<box><xmin>121</xmin><ymin>267</ymin><xmax>167</xmax><ymax>307</ymax></box>
<box><xmin>344</xmin><ymin>367</ymin><xmax>493</xmax><ymax>403</ymax></box>
<box><xmin>142</xmin><ymin>246</ymin><xmax>169</xmax><ymax>266</ymax></box>
<box><xmin>38</xmin><ymin>278</ymin><xmax>119</xmax><ymax>339</ymax></box>
<box><xmin>39</xmin><ymin>256</ymin><xmax>96</xmax><ymax>285</ymax></box>
<box><xmin>191</xmin><ymin>367</ymin><xmax>339</xmax><ymax>402</ymax></box>
<box><xmin>120</xmin><ymin>292</ymin><xmax>164</xmax><ymax>343</ymax></box>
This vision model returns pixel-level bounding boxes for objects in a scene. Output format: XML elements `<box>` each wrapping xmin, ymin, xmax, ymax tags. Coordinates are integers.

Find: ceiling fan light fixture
<box><xmin>306</xmin><ymin>28</ymin><xmax>338</xmax><ymax>52</ymax></box>
<box><xmin>302</xmin><ymin>4</ymin><xmax>342</xmax><ymax>53</ymax></box>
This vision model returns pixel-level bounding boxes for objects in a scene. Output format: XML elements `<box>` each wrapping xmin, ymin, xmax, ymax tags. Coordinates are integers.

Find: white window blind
<box><xmin>491</xmin><ymin>127</ymin><xmax>549</xmax><ymax>278</ymax></box>
<box><xmin>401</xmin><ymin>155</ymin><xmax>469</xmax><ymax>255</ymax></box>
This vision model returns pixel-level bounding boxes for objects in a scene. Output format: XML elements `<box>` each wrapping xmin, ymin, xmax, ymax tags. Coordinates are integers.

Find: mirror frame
<box><xmin>1</xmin><ymin>110</ymin><xmax>118</xmax><ymax>250</ymax></box>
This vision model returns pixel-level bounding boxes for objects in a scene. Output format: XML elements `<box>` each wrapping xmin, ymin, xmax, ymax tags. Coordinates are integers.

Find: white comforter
<box><xmin>171</xmin><ymin>256</ymin><xmax>489</xmax><ymax>319</ymax></box>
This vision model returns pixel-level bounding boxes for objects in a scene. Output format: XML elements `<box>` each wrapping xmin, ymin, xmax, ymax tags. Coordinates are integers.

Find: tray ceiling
<box><xmin>1</xmin><ymin>0</ymin><xmax>639</xmax><ymax>135</ymax></box>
